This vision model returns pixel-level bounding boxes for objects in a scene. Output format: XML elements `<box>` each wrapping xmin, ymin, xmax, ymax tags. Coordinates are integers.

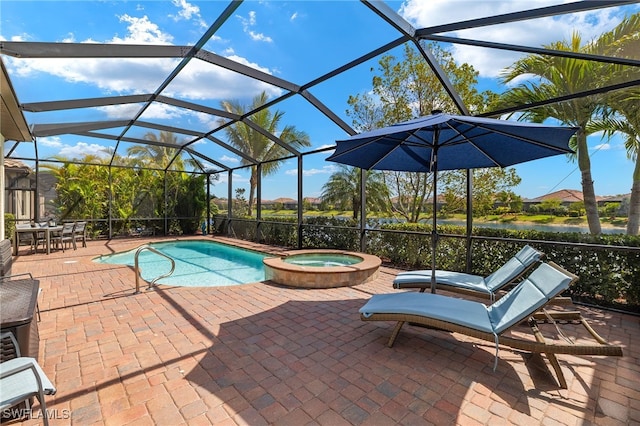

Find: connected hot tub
<box><xmin>263</xmin><ymin>249</ymin><xmax>381</xmax><ymax>288</ymax></box>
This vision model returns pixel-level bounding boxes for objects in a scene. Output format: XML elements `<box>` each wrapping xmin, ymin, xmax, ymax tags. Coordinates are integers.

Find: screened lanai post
<box><xmin>297</xmin><ymin>155</ymin><xmax>303</xmax><ymax>249</ymax></box>
<box><xmin>163</xmin><ymin>170</ymin><xmax>168</xmax><ymax>236</ymax></box>
<box><xmin>360</xmin><ymin>168</ymin><xmax>367</xmax><ymax>253</ymax></box>
<box><xmin>206</xmin><ymin>173</ymin><xmax>210</xmax><ymax>235</ymax></box>
<box><xmin>108</xmin><ymin>166</ymin><xmax>113</xmax><ymax>239</ymax></box>
<box><xmin>465</xmin><ymin>169</ymin><xmax>473</xmax><ymax>273</ymax></box>
<box><xmin>34</xmin><ymin>156</ymin><xmax>40</xmax><ymax>223</ymax></box>
<box><xmin>227</xmin><ymin>169</ymin><xmax>233</xmax><ymax>237</ymax></box>
<box><xmin>256</xmin><ymin>163</ymin><xmax>262</xmax><ymax>240</ymax></box>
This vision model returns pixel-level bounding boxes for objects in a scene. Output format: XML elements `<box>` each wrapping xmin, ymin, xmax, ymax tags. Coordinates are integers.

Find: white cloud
<box><xmin>170</xmin><ymin>0</ymin><xmax>208</xmax><ymax>29</ymax></box>
<box><xmin>38</xmin><ymin>136</ymin><xmax>63</xmax><ymax>148</ymax></box>
<box><xmin>167</xmin><ymin>55</ymin><xmax>282</xmax><ymax>100</ymax></box>
<box><xmin>399</xmin><ymin>0</ymin><xmax>637</xmax><ymax>78</ymax></box>
<box><xmin>220</xmin><ymin>155</ymin><xmax>239</xmax><ymax>164</ymax></box>
<box><xmin>286</xmin><ymin>164</ymin><xmax>338</xmax><ymax>177</ymax></box>
<box><xmin>236</xmin><ymin>11</ymin><xmax>273</xmax><ymax>43</ymax></box>
<box><xmin>56</xmin><ymin>142</ymin><xmax>111</xmax><ymax>159</ymax></box>
<box><xmin>114</xmin><ymin>14</ymin><xmax>174</xmax><ymax>45</ymax></box>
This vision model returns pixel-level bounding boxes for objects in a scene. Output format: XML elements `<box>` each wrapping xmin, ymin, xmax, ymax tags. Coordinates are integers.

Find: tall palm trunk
<box><xmin>576</xmin><ymin>128</ymin><xmax>601</xmax><ymax>234</ymax></box>
<box><xmin>628</xmin><ymin>160</ymin><xmax>640</xmax><ymax>235</ymax></box>
<box><xmin>248</xmin><ymin>170</ymin><xmax>257</xmax><ymax>217</ymax></box>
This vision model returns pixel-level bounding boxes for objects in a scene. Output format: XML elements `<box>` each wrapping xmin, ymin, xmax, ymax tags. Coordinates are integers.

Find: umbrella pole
<box><xmin>431</xmin><ymin>159</ymin><xmax>438</xmax><ymax>294</ymax></box>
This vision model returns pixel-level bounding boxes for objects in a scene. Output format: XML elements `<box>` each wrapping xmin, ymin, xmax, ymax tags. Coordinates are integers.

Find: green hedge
<box><xmin>212</xmin><ymin>215</ymin><xmax>640</xmax><ymax>313</ymax></box>
<box><xmin>371</xmin><ymin>224</ymin><xmax>640</xmax><ymax>313</ymax></box>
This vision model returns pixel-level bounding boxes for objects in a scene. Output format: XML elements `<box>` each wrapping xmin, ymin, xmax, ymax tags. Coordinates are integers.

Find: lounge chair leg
<box><xmin>545</xmin><ymin>352</ymin><xmax>567</xmax><ymax>389</ymax></box>
<box><xmin>388</xmin><ymin>321</ymin><xmax>405</xmax><ymax>347</ymax></box>
<box><xmin>528</xmin><ymin>318</ymin><xmax>568</xmax><ymax>389</ymax></box>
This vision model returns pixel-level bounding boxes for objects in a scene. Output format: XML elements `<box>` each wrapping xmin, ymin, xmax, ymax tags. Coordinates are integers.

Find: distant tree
<box><xmin>209</xmin><ymin>198</ymin><xmax>220</xmax><ymax>216</ymax></box>
<box><xmin>219</xmin><ymin>91</ymin><xmax>311</xmax><ymax>216</ymax></box>
<box><xmin>321</xmin><ymin>166</ymin><xmax>389</xmax><ymax>220</ymax></box>
<box><xmin>496</xmin><ymin>190</ymin><xmax>523</xmax><ymax>213</ymax></box>
<box><xmin>346</xmin><ymin>42</ymin><xmax>505</xmax><ymax>222</ymax></box>
<box><xmin>539</xmin><ymin>199</ymin><xmax>563</xmax><ymax>214</ymax></box>
<box><xmin>233</xmin><ymin>188</ymin><xmax>248</xmax><ymax>217</ymax></box>
<box><xmin>568</xmin><ymin>201</ymin><xmax>585</xmax><ymax>217</ymax></box>
<box><xmin>599</xmin><ymin>202</ymin><xmax>621</xmax><ymax>218</ymax></box>
<box><xmin>440</xmin><ymin>168</ymin><xmax>521</xmax><ymax>216</ymax></box>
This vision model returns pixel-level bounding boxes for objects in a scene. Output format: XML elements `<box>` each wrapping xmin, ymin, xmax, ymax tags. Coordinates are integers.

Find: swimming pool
<box><xmin>95</xmin><ymin>240</ymin><xmax>270</xmax><ymax>287</ymax></box>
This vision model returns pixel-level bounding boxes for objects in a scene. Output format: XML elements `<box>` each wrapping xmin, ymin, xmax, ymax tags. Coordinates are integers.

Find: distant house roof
<box><xmin>271</xmin><ymin>197</ymin><xmax>297</xmax><ymax>204</ymax></box>
<box><xmin>600</xmin><ymin>194</ymin><xmax>630</xmax><ymax>202</ymax></box>
<box><xmin>4</xmin><ymin>158</ymin><xmax>30</xmax><ymax>171</ymax></box>
<box><xmin>524</xmin><ymin>189</ymin><xmax>624</xmax><ymax>203</ymax></box>
<box><xmin>525</xmin><ymin>189</ymin><xmax>586</xmax><ymax>203</ymax></box>
<box><xmin>525</xmin><ymin>189</ymin><xmax>585</xmax><ymax>203</ymax></box>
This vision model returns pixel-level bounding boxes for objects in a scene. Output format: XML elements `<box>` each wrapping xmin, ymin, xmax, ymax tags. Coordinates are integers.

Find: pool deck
<box><xmin>6</xmin><ymin>235</ymin><xmax>639</xmax><ymax>425</ymax></box>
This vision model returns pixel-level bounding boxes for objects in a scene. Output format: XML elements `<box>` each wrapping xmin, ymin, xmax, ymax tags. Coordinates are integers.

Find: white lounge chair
<box><xmin>0</xmin><ymin>332</ymin><xmax>56</xmax><ymax>425</ymax></box>
<box><xmin>361</xmin><ymin>262</ymin><xmax>623</xmax><ymax>388</ymax></box>
<box><xmin>393</xmin><ymin>244</ymin><xmax>544</xmax><ymax>300</ymax></box>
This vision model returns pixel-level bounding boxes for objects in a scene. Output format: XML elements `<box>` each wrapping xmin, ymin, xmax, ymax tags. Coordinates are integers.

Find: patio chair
<box><xmin>14</xmin><ymin>224</ymin><xmax>37</xmax><ymax>254</ymax></box>
<box><xmin>360</xmin><ymin>262</ymin><xmax>623</xmax><ymax>388</ymax></box>
<box><xmin>73</xmin><ymin>221</ymin><xmax>87</xmax><ymax>248</ymax></box>
<box><xmin>0</xmin><ymin>332</ymin><xmax>56</xmax><ymax>426</ymax></box>
<box><xmin>52</xmin><ymin>222</ymin><xmax>76</xmax><ymax>252</ymax></box>
<box><xmin>393</xmin><ymin>244</ymin><xmax>544</xmax><ymax>301</ymax></box>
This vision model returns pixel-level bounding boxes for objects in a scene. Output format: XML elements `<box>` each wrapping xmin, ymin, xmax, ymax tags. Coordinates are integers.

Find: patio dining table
<box><xmin>13</xmin><ymin>224</ymin><xmax>63</xmax><ymax>255</ymax></box>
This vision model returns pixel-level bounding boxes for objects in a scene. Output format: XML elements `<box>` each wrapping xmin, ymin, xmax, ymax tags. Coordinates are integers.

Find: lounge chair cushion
<box><xmin>393</xmin><ymin>270</ymin><xmax>487</xmax><ymax>292</ymax></box>
<box><xmin>489</xmin><ymin>263</ymin><xmax>572</xmax><ymax>334</ymax></box>
<box><xmin>359</xmin><ymin>292</ymin><xmax>494</xmax><ymax>333</ymax></box>
<box><xmin>393</xmin><ymin>245</ymin><xmax>544</xmax><ymax>295</ymax></box>
<box><xmin>483</xmin><ymin>245</ymin><xmax>544</xmax><ymax>292</ymax></box>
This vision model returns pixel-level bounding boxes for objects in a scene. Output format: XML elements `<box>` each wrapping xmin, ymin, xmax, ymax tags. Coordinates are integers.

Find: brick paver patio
<box><xmin>5</xmin><ymin>236</ymin><xmax>639</xmax><ymax>425</ymax></box>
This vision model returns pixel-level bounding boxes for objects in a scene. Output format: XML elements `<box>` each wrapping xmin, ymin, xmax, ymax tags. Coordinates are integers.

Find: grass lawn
<box><xmin>258</xmin><ymin>209</ymin><xmax>627</xmax><ymax>228</ymax></box>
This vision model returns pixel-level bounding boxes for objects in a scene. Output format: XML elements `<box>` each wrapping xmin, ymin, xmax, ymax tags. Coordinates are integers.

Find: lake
<box><xmin>436</xmin><ymin>219</ymin><xmax>626</xmax><ymax>234</ymax></box>
<box><xmin>367</xmin><ymin>217</ymin><xmax>626</xmax><ymax>234</ymax></box>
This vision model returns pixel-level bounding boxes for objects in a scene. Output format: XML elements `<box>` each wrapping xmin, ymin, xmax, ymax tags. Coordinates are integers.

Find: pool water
<box><xmin>95</xmin><ymin>240</ymin><xmax>269</xmax><ymax>287</ymax></box>
<box><xmin>283</xmin><ymin>253</ymin><xmax>361</xmax><ymax>267</ymax></box>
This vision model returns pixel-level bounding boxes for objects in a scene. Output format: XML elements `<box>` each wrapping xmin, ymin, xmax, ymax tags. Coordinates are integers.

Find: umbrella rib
<box><xmin>331</xmin><ymin>134</ymin><xmax>410</xmax><ymax>169</ymax></box>
<box><xmin>436</xmin><ymin>119</ymin><xmax>574</xmax><ymax>167</ymax></box>
<box><xmin>366</xmin><ymin>129</ymin><xmax>433</xmax><ymax>170</ymax></box>
<box><xmin>452</xmin><ymin>119</ymin><xmax>574</xmax><ymax>153</ymax></box>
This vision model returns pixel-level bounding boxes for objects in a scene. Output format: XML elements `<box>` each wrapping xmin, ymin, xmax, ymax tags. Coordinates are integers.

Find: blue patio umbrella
<box><xmin>326</xmin><ymin>111</ymin><xmax>578</xmax><ymax>293</ymax></box>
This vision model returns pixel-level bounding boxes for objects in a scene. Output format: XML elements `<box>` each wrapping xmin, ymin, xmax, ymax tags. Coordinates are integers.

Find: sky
<box><xmin>1</xmin><ymin>0</ymin><xmax>639</xmax><ymax>202</ymax></box>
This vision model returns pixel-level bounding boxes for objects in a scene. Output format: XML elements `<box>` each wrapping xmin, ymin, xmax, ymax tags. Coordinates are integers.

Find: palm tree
<box><xmin>497</xmin><ymin>18</ymin><xmax>640</xmax><ymax>234</ymax></box>
<box><xmin>321</xmin><ymin>165</ymin><xmax>390</xmax><ymax>220</ymax></box>
<box><xmin>219</xmin><ymin>91</ymin><xmax>311</xmax><ymax>216</ymax></box>
<box><xmin>589</xmin><ymin>88</ymin><xmax>640</xmax><ymax>234</ymax></box>
<box><xmin>587</xmin><ymin>16</ymin><xmax>640</xmax><ymax>235</ymax></box>
<box><xmin>127</xmin><ymin>131</ymin><xmax>205</xmax><ymax>231</ymax></box>
<box><xmin>127</xmin><ymin>131</ymin><xmax>187</xmax><ymax>170</ymax></box>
